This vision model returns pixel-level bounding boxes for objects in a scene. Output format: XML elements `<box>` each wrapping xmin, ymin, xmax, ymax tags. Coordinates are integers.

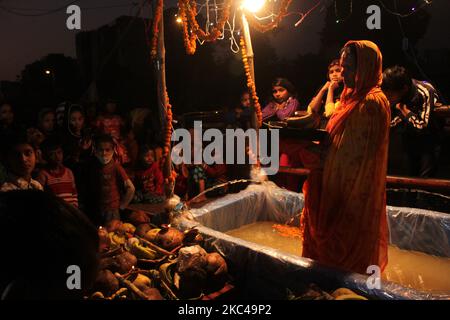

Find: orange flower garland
<box><xmin>178</xmin><ymin>0</ymin><xmax>196</xmax><ymax>54</ymax></box>
<box><xmin>178</xmin><ymin>0</ymin><xmax>233</xmax><ymax>54</ymax></box>
<box><xmin>245</xmin><ymin>0</ymin><xmax>292</xmax><ymax>33</ymax></box>
<box><xmin>162</xmin><ymin>90</ymin><xmax>176</xmax><ymax>186</ymax></box>
<box><xmin>150</xmin><ymin>0</ymin><xmax>164</xmax><ymax>60</ymax></box>
<box><xmin>240</xmin><ymin>36</ymin><xmax>262</xmax><ymax>127</ymax></box>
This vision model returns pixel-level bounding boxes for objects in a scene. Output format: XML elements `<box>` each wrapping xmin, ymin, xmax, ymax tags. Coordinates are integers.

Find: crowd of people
<box><xmin>258</xmin><ymin>58</ymin><xmax>444</xmax><ymax>192</ymax></box>
<box><xmin>0</xmin><ymin>53</ymin><xmax>445</xmax><ymax>224</ymax></box>
<box><xmin>0</xmin><ymin>97</ymin><xmax>235</xmax><ymax>229</ymax></box>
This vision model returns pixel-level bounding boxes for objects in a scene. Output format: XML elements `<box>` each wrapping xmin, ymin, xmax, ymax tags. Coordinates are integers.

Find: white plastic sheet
<box><xmin>175</xmin><ymin>183</ymin><xmax>450</xmax><ymax>300</ymax></box>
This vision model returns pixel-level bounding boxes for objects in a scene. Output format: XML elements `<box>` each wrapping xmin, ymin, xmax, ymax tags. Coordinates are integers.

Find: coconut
<box><xmin>133</xmin><ymin>274</ymin><xmax>152</xmax><ymax>291</ymax></box>
<box><xmin>205</xmin><ymin>252</ymin><xmax>228</xmax><ymax>290</ymax></box>
<box><xmin>114</xmin><ymin>251</ymin><xmax>137</xmax><ymax>274</ymax></box>
<box><xmin>156</xmin><ymin>227</ymin><xmax>184</xmax><ymax>251</ymax></box>
<box><xmin>205</xmin><ymin>252</ymin><xmax>228</xmax><ymax>276</ymax></box>
<box><xmin>94</xmin><ymin>269</ymin><xmax>119</xmax><ymax>296</ymax></box>
<box><xmin>176</xmin><ymin>245</ymin><xmax>208</xmax><ymax>298</ymax></box>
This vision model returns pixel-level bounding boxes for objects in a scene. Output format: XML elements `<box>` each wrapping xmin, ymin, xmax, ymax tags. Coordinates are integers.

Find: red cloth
<box><xmin>134</xmin><ymin>162</ymin><xmax>164</xmax><ymax>196</ymax></box>
<box><xmin>95</xmin><ymin>115</ymin><xmax>123</xmax><ymax>140</ymax></box>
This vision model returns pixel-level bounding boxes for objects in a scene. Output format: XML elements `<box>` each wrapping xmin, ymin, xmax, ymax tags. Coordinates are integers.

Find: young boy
<box><xmin>83</xmin><ymin>134</ymin><xmax>135</xmax><ymax>227</ymax></box>
<box><xmin>37</xmin><ymin>139</ymin><xmax>79</xmax><ymax>207</ymax></box>
<box><xmin>133</xmin><ymin>145</ymin><xmax>164</xmax><ymax>203</ymax></box>
<box><xmin>0</xmin><ymin>135</ymin><xmax>43</xmax><ymax>192</ymax></box>
<box><xmin>382</xmin><ymin>66</ymin><xmax>443</xmax><ymax>177</ymax></box>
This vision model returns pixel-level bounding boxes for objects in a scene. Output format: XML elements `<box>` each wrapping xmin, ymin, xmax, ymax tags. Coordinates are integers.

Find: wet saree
<box><xmin>301</xmin><ymin>41</ymin><xmax>391</xmax><ymax>274</ymax></box>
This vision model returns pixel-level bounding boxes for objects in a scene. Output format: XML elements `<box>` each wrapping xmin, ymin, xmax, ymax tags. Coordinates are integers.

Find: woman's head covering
<box><xmin>340</xmin><ymin>40</ymin><xmax>383</xmax><ymax>104</ymax></box>
<box><xmin>327</xmin><ymin>40</ymin><xmax>384</xmax><ymax>138</ymax></box>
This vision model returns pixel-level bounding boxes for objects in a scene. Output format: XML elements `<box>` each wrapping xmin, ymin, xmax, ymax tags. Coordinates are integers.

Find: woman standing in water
<box><xmin>301</xmin><ymin>40</ymin><xmax>391</xmax><ymax>274</ymax></box>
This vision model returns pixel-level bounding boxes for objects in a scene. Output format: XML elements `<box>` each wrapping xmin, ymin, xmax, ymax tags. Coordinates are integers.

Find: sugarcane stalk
<box><xmin>114</xmin><ymin>272</ymin><xmax>149</xmax><ymax>300</ymax></box>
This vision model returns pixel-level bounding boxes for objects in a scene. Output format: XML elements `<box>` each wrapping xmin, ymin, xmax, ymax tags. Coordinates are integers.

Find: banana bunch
<box><xmin>130</xmin><ymin>241</ymin><xmax>159</xmax><ymax>260</ymax></box>
<box><xmin>109</xmin><ymin>232</ymin><xmax>126</xmax><ymax>248</ymax></box>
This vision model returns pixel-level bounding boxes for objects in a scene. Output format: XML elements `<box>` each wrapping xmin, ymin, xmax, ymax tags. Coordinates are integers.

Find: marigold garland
<box><xmin>245</xmin><ymin>0</ymin><xmax>292</xmax><ymax>33</ymax></box>
<box><xmin>162</xmin><ymin>90</ymin><xmax>176</xmax><ymax>186</ymax></box>
<box><xmin>150</xmin><ymin>0</ymin><xmax>164</xmax><ymax>60</ymax></box>
<box><xmin>178</xmin><ymin>0</ymin><xmax>196</xmax><ymax>54</ymax></box>
<box><xmin>240</xmin><ymin>36</ymin><xmax>262</xmax><ymax>127</ymax></box>
<box><xmin>178</xmin><ymin>0</ymin><xmax>232</xmax><ymax>54</ymax></box>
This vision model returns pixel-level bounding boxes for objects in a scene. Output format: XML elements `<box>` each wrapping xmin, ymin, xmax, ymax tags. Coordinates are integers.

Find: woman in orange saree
<box><xmin>300</xmin><ymin>40</ymin><xmax>391</xmax><ymax>274</ymax></box>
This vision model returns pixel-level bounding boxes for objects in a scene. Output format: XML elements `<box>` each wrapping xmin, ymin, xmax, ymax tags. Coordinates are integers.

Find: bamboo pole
<box><xmin>434</xmin><ymin>105</ymin><xmax>450</xmax><ymax>117</ymax></box>
<box><xmin>277</xmin><ymin>166</ymin><xmax>450</xmax><ymax>191</ymax></box>
<box><xmin>152</xmin><ymin>0</ymin><xmax>173</xmax><ymax>198</ymax></box>
<box><xmin>241</xmin><ymin>13</ymin><xmax>258</xmax><ymax>132</ymax></box>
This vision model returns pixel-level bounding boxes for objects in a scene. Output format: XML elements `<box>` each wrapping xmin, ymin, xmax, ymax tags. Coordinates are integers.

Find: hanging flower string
<box><xmin>178</xmin><ymin>0</ymin><xmax>233</xmax><ymax>54</ymax></box>
<box><xmin>162</xmin><ymin>90</ymin><xmax>177</xmax><ymax>186</ymax></box>
<box><xmin>178</xmin><ymin>0</ymin><xmax>196</xmax><ymax>54</ymax></box>
<box><xmin>240</xmin><ymin>36</ymin><xmax>262</xmax><ymax>127</ymax></box>
<box><xmin>150</xmin><ymin>0</ymin><xmax>164</xmax><ymax>60</ymax></box>
<box><xmin>245</xmin><ymin>0</ymin><xmax>292</xmax><ymax>33</ymax></box>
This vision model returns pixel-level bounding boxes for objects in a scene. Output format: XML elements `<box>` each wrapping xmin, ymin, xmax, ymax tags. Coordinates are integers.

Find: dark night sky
<box><xmin>1</xmin><ymin>0</ymin><xmax>449</xmax><ymax>82</ymax></box>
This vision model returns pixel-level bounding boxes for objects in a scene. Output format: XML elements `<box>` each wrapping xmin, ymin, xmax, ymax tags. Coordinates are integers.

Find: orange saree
<box><xmin>301</xmin><ymin>41</ymin><xmax>391</xmax><ymax>274</ymax></box>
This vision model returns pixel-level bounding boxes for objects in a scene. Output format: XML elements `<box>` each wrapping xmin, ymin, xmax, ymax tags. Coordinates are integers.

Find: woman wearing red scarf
<box><xmin>300</xmin><ymin>40</ymin><xmax>390</xmax><ymax>274</ymax></box>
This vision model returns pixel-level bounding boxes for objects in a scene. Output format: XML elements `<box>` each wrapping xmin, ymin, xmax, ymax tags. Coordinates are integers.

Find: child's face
<box><xmin>46</xmin><ymin>147</ymin><xmax>64</xmax><ymax>167</ymax></box>
<box><xmin>0</xmin><ymin>104</ymin><xmax>14</xmax><ymax>125</ymax></box>
<box><xmin>40</xmin><ymin>112</ymin><xmax>55</xmax><ymax>134</ymax></box>
<box><xmin>8</xmin><ymin>144</ymin><xmax>36</xmax><ymax>178</ymax></box>
<box><xmin>70</xmin><ymin>111</ymin><xmax>85</xmax><ymax>133</ymax></box>
<box><xmin>272</xmin><ymin>86</ymin><xmax>289</xmax><ymax>103</ymax></box>
<box><xmin>95</xmin><ymin>142</ymin><xmax>114</xmax><ymax>165</ymax></box>
<box><xmin>240</xmin><ymin>93</ymin><xmax>251</xmax><ymax>108</ymax></box>
<box><xmin>328</xmin><ymin>65</ymin><xmax>343</xmax><ymax>83</ymax></box>
<box><xmin>143</xmin><ymin>150</ymin><xmax>155</xmax><ymax>166</ymax></box>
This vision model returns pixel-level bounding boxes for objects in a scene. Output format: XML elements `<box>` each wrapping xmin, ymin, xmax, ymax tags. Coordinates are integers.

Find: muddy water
<box><xmin>226</xmin><ymin>221</ymin><xmax>450</xmax><ymax>295</ymax></box>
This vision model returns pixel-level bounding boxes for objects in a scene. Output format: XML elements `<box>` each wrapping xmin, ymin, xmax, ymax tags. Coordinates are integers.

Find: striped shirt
<box><xmin>391</xmin><ymin>79</ymin><xmax>440</xmax><ymax>131</ymax></box>
<box><xmin>37</xmin><ymin>167</ymin><xmax>79</xmax><ymax>207</ymax></box>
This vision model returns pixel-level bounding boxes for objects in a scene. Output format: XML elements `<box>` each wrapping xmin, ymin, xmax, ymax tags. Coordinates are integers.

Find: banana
<box><xmin>130</xmin><ymin>242</ymin><xmax>158</xmax><ymax>260</ymax></box>
<box><xmin>145</xmin><ymin>228</ymin><xmax>161</xmax><ymax>242</ymax></box>
<box><xmin>335</xmin><ymin>294</ymin><xmax>368</xmax><ymax>300</ymax></box>
<box><xmin>331</xmin><ymin>288</ymin><xmax>357</xmax><ymax>298</ymax></box>
<box><xmin>109</xmin><ymin>232</ymin><xmax>126</xmax><ymax>246</ymax></box>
